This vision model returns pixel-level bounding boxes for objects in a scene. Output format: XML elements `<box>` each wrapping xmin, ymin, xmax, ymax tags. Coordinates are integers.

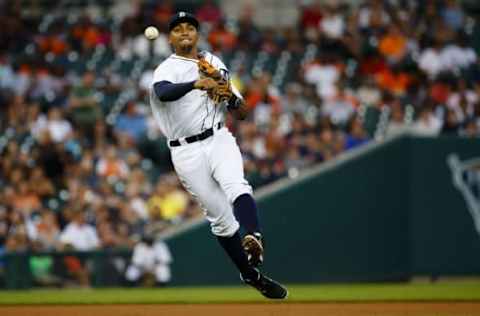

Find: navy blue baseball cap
<box><xmin>168</xmin><ymin>12</ymin><xmax>199</xmax><ymax>32</ymax></box>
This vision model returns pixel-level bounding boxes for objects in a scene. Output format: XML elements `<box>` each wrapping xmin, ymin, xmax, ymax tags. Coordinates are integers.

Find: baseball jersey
<box><xmin>150</xmin><ymin>51</ymin><xmax>242</xmax><ymax>140</ymax></box>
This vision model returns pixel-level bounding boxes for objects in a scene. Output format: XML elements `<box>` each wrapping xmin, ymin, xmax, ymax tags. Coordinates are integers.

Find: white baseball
<box><xmin>144</xmin><ymin>26</ymin><xmax>159</xmax><ymax>40</ymax></box>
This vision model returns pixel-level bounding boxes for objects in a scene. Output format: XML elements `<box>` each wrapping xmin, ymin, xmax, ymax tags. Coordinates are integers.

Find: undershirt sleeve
<box><xmin>153</xmin><ymin>80</ymin><xmax>196</xmax><ymax>102</ymax></box>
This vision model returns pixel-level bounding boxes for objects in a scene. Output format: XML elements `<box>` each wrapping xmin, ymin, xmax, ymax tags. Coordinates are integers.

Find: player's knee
<box><xmin>210</xmin><ymin>214</ymin><xmax>239</xmax><ymax>237</ymax></box>
<box><xmin>125</xmin><ymin>265</ymin><xmax>142</xmax><ymax>281</ymax></box>
<box><xmin>154</xmin><ymin>265</ymin><xmax>171</xmax><ymax>283</ymax></box>
<box><xmin>224</xmin><ymin>182</ymin><xmax>252</xmax><ymax>204</ymax></box>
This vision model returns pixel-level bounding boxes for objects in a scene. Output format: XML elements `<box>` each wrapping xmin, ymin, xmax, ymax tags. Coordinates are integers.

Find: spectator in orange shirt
<box><xmin>245</xmin><ymin>72</ymin><xmax>281</xmax><ymax>113</ymax></box>
<box><xmin>208</xmin><ymin>20</ymin><xmax>237</xmax><ymax>53</ymax></box>
<box><xmin>375</xmin><ymin>65</ymin><xmax>411</xmax><ymax>96</ymax></box>
<box><xmin>38</xmin><ymin>35</ymin><xmax>68</xmax><ymax>55</ymax></box>
<box><xmin>96</xmin><ymin>145</ymin><xmax>129</xmax><ymax>179</ymax></box>
<box><xmin>11</xmin><ymin>181</ymin><xmax>42</xmax><ymax>215</ymax></box>
<box><xmin>378</xmin><ymin>24</ymin><xmax>407</xmax><ymax>63</ymax></box>
<box><xmin>83</xmin><ymin>26</ymin><xmax>101</xmax><ymax>49</ymax></box>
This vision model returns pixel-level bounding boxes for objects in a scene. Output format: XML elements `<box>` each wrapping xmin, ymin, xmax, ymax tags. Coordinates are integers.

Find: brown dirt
<box><xmin>2</xmin><ymin>303</ymin><xmax>480</xmax><ymax>316</ymax></box>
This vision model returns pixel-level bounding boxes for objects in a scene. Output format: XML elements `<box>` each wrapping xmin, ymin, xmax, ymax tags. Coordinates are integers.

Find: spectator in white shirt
<box><xmin>386</xmin><ymin>100</ymin><xmax>408</xmax><ymax>137</ymax></box>
<box><xmin>304</xmin><ymin>55</ymin><xmax>340</xmax><ymax>100</ymax></box>
<box><xmin>320</xmin><ymin>5</ymin><xmax>345</xmax><ymax>40</ymax></box>
<box><xmin>441</xmin><ymin>34</ymin><xmax>477</xmax><ymax>72</ymax></box>
<box><xmin>60</xmin><ymin>210</ymin><xmax>99</xmax><ymax>251</ymax></box>
<box><xmin>29</xmin><ymin>104</ymin><xmax>48</xmax><ymax>140</ymax></box>
<box><xmin>447</xmin><ymin>79</ymin><xmax>478</xmax><ymax>123</ymax></box>
<box><xmin>412</xmin><ymin>107</ymin><xmax>442</xmax><ymax>136</ymax></box>
<box><xmin>417</xmin><ymin>40</ymin><xmax>449</xmax><ymax>79</ymax></box>
<box><xmin>46</xmin><ymin>108</ymin><xmax>73</xmax><ymax>143</ymax></box>
<box><xmin>322</xmin><ymin>88</ymin><xmax>356</xmax><ymax>126</ymax></box>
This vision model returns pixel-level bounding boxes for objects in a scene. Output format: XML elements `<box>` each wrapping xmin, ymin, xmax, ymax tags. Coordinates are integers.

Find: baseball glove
<box><xmin>198</xmin><ymin>57</ymin><xmax>222</xmax><ymax>81</ymax></box>
<box><xmin>198</xmin><ymin>56</ymin><xmax>232</xmax><ymax>104</ymax></box>
<box><xmin>211</xmin><ymin>79</ymin><xmax>232</xmax><ymax>104</ymax></box>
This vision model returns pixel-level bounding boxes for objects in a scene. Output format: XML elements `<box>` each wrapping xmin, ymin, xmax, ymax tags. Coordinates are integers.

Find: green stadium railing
<box><xmin>1</xmin><ymin>249</ymin><xmax>131</xmax><ymax>289</ymax></box>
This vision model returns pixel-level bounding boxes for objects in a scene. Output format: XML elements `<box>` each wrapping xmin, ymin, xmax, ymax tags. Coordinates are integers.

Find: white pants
<box><xmin>125</xmin><ymin>264</ymin><xmax>171</xmax><ymax>283</ymax></box>
<box><xmin>171</xmin><ymin>127</ymin><xmax>252</xmax><ymax>237</ymax></box>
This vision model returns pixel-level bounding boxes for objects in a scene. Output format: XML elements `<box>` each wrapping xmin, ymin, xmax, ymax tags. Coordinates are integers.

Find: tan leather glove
<box><xmin>210</xmin><ymin>79</ymin><xmax>233</xmax><ymax>104</ymax></box>
<box><xmin>197</xmin><ymin>57</ymin><xmax>222</xmax><ymax>81</ymax></box>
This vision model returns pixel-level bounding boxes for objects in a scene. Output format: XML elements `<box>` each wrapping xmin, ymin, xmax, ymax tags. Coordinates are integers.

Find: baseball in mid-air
<box><xmin>144</xmin><ymin>26</ymin><xmax>159</xmax><ymax>40</ymax></box>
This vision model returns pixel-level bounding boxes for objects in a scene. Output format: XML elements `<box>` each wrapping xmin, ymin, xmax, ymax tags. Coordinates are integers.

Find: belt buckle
<box><xmin>179</xmin><ymin>138</ymin><xmax>189</xmax><ymax>146</ymax></box>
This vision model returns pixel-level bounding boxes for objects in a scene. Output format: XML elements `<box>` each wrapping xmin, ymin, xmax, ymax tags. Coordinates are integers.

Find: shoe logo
<box><xmin>447</xmin><ymin>153</ymin><xmax>480</xmax><ymax>237</ymax></box>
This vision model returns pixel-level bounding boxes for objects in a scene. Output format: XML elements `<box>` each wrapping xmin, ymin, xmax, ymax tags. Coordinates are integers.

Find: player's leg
<box><xmin>170</xmin><ymin>144</ymin><xmax>258</xmax><ymax>281</ymax></box>
<box><xmin>171</xmin><ymin>142</ymin><xmax>287</xmax><ymax>299</ymax></box>
<box><xmin>154</xmin><ymin>264</ymin><xmax>171</xmax><ymax>286</ymax></box>
<box><xmin>125</xmin><ymin>265</ymin><xmax>142</xmax><ymax>286</ymax></box>
<box><xmin>209</xmin><ymin>128</ymin><xmax>264</xmax><ymax>266</ymax></box>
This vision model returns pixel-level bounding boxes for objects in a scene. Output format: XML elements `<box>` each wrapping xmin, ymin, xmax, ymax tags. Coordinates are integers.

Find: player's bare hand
<box><xmin>194</xmin><ymin>77</ymin><xmax>218</xmax><ymax>91</ymax></box>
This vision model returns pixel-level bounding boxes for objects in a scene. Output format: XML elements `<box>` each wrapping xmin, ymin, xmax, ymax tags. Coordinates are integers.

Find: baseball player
<box><xmin>125</xmin><ymin>235</ymin><xmax>172</xmax><ymax>286</ymax></box>
<box><xmin>149</xmin><ymin>12</ymin><xmax>287</xmax><ymax>299</ymax></box>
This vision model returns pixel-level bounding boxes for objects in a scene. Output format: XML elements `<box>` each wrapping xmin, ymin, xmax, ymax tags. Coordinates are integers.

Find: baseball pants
<box><xmin>170</xmin><ymin>127</ymin><xmax>252</xmax><ymax>237</ymax></box>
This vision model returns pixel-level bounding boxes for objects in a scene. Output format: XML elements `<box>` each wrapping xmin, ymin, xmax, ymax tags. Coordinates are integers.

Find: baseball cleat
<box><xmin>242</xmin><ymin>271</ymin><xmax>288</xmax><ymax>299</ymax></box>
<box><xmin>242</xmin><ymin>232</ymin><xmax>264</xmax><ymax>267</ymax></box>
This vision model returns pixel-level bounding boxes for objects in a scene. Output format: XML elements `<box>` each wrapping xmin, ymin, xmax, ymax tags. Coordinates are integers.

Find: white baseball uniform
<box><xmin>150</xmin><ymin>51</ymin><xmax>252</xmax><ymax>237</ymax></box>
<box><xmin>125</xmin><ymin>241</ymin><xmax>172</xmax><ymax>283</ymax></box>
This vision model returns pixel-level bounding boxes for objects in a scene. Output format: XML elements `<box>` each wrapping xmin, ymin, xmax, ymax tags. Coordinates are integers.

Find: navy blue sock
<box><xmin>216</xmin><ymin>231</ymin><xmax>258</xmax><ymax>280</ymax></box>
<box><xmin>233</xmin><ymin>194</ymin><xmax>261</xmax><ymax>234</ymax></box>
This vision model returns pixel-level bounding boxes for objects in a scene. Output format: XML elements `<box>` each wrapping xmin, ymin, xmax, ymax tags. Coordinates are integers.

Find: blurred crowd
<box><xmin>1</xmin><ymin>0</ymin><xmax>480</xmax><ymax>286</ymax></box>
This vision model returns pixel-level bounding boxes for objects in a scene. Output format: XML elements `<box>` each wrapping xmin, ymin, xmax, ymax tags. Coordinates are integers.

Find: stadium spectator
<box><xmin>96</xmin><ymin>145</ymin><xmax>130</xmax><ymax>180</ymax></box>
<box><xmin>68</xmin><ymin>71</ymin><xmax>102</xmax><ymax>136</ymax></box>
<box><xmin>147</xmin><ymin>177</ymin><xmax>189</xmax><ymax>223</ymax></box>
<box><xmin>385</xmin><ymin>100</ymin><xmax>408</xmax><ymax>137</ymax></box>
<box><xmin>196</xmin><ymin>0</ymin><xmax>222</xmax><ymax>26</ymax></box>
<box><xmin>412</xmin><ymin>107</ymin><xmax>442</xmax><ymax>136</ymax></box>
<box><xmin>207</xmin><ymin>20</ymin><xmax>237</xmax><ymax>53</ymax></box>
<box><xmin>442</xmin><ymin>0</ymin><xmax>465</xmax><ymax>31</ymax></box>
<box><xmin>322</xmin><ymin>86</ymin><xmax>357</xmax><ymax>126</ymax></box>
<box><xmin>378</xmin><ymin>23</ymin><xmax>408</xmax><ymax>63</ymax></box>
<box><xmin>300</xmin><ymin>1</ymin><xmax>323</xmax><ymax>36</ymax></box>
<box><xmin>59</xmin><ymin>210</ymin><xmax>99</xmax><ymax>251</ymax></box>
<box><xmin>45</xmin><ymin>108</ymin><xmax>73</xmax><ymax>143</ymax></box>
<box><xmin>11</xmin><ymin>181</ymin><xmax>42</xmax><ymax>216</ymax></box>
<box><xmin>345</xmin><ymin>116</ymin><xmax>369</xmax><ymax>150</ymax></box>
<box><xmin>236</xmin><ymin>6</ymin><xmax>262</xmax><ymax>50</ymax></box>
<box><xmin>418</xmin><ymin>40</ymin><xmax>448</xmax><ymax>79</ymax></box>
<box><xmin>304</xmin><ymin>54</ymin><xmax>340</xmax><ymax>100</ymax></box>
<box><xmin>125</xmin><ymin>235</ymin><xmax>172</xmax><ymax>287</ymax></box>
<box><xmin>441</xmin><ymin>108</ymin><xmax>461</xmax><ymax>135</ymax></box>
<box><xmin>320</xmin><ymin>4</ymin><xmax>345</xmax><ymax>40</ymax></box>
<box><xmin>114</xmin><ymin>102</ymin><xmax>147</xmax><ymax>143</ymax></box>
<box><xmin>32</xmin><ymin>210</ymin><xmax>61</xmax><ymax>251</ymax></box>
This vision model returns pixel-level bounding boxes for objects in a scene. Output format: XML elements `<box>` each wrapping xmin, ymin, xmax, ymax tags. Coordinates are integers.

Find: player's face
<box><xmin>169</xmin><ymin>22</ymin><xmax>198</xmax><ymax>54</ymax></box>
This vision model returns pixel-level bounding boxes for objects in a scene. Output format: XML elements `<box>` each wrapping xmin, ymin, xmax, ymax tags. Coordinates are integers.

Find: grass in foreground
<box><xmin>0</xmin><ymin>281</ymin><xmax>479</xmax><ymax>305</ymax></box>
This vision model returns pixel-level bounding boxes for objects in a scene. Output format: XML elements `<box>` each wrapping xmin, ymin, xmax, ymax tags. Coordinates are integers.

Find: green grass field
<box><xmin>0</xmin><ymin>281</ymin><xmax>479</xmax><ymax>305</ymax></box>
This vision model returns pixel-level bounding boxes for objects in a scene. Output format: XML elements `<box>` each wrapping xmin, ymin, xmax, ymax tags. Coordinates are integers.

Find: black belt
<box><xmin>169</xmin><ymin>122</ymin><xmax>223</xmax><ymax>147</ymax></box>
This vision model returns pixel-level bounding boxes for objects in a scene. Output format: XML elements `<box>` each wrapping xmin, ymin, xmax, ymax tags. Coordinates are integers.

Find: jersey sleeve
<box><xmin>152</xmin><ymin>60</ymin><xmax>178</xmax><ymax>85</ymax></box>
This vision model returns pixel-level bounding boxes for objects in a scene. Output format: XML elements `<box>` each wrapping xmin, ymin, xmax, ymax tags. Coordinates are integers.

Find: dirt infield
<box><xmin>2</xmin><ymin>303</ymin><xmax>480</xmax><ymax>316</ymax></box>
